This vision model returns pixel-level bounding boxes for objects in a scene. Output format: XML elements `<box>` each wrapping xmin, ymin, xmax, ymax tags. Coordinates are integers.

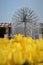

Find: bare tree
<box><xmin>12</xmin><ymin>7</ymin><xmax>38</xmax><ymax>36</ymax></box>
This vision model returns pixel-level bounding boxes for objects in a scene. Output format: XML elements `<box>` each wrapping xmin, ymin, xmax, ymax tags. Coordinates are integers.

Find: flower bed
<box><xmin>0</xmin><ymin>34</ymin><xmax>43</xmax><ymax>65</ymax></box>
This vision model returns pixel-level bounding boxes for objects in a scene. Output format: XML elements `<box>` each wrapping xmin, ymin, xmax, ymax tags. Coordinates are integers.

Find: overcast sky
<box><xmin>0</xmin><ymin>0</ymin><xmax>43</xmax><ymax>23</ymax></box>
